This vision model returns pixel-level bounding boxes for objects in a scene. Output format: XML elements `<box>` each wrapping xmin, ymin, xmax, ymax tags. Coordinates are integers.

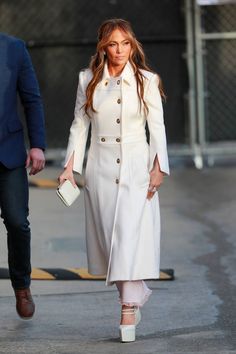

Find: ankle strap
<box><xmin>121</xmin><ymin>307</ymin><xmax>135</xmax><ymax>314</ymax></box>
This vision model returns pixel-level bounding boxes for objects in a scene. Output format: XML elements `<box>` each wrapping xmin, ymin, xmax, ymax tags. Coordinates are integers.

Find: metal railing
<box><xmin>184</xmin><ymin>0</ymin><xmax>236</xmax><ymax>167</ymax></box>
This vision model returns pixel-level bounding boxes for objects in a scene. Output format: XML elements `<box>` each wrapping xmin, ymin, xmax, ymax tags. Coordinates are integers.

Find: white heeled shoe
<box><xmin>119</xmin><ymin>306</ymin><xmax>141</xmax><ymax>342</ymax></box>
<box><xmin>135</xmin><ymin>307</ymin><xmax>141</xmax><ymax>326</ymax></box>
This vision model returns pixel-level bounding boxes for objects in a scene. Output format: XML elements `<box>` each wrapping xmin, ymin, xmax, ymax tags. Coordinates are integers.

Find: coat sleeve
<box><xmin>64</xmin><ymin>71</ymin><xmax>90</xmax><ymax>174</ymax></box>
<box><xmin>146</xmin><ymin>74</ymin><xmax>170</xmax><ymax>175</ymax></box>
<box><xmin>17</xmin><ymin>41</ymin><xmax>46</xmax><ymax>150</ymax></box>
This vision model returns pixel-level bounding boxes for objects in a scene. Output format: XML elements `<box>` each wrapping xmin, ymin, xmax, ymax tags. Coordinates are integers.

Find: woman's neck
<box><xmin>108</xmin><ymin>63</ymin><xmax>126</xmax><ymax>77</ymax></box>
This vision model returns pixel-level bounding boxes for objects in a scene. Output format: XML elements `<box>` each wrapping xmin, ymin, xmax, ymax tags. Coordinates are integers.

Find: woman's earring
<box><xmin>103</xmin><ymin>51</ymin><xmax>106</xmax><ymax>56</ymax></box>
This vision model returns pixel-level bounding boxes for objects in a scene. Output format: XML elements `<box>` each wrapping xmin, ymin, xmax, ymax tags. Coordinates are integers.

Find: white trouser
<box><xmin>116</xmin><ymin>280</ymin><xmax>152</xmax><ymax>307</ymax></box>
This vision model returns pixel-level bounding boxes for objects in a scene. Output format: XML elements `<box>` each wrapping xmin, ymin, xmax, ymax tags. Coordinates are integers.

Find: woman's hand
<box><xmin>58</xmin><ymin>168</ymin><xmax>76</xmax><ymax>187</ymax></box>
<box><xmin>147</xmin><ymin>156</ymin><xmax>165</xmax><ymax>200</ymax></box>
<box><xmin>58</xmin><ymin>152</ymin><xmax>76</xmax><ymax>187</ymax></box>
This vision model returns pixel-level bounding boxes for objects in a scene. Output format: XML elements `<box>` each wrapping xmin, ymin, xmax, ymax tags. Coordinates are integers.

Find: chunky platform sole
<box><xmin>119</xmin><ymin>325</ymin><xmax>135</xmax><ymax>342</ymax></box>
<box><xmin>119</xmin><ymin>307</ymin><xmax>141</xmax><ymax>342</ymax></box>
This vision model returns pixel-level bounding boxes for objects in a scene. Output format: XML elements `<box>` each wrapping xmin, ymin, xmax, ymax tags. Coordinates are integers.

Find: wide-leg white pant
<box><xmin>116</xmin><ymin>280</ymin><xmax>152</xmax><ymax>307</ymax></box>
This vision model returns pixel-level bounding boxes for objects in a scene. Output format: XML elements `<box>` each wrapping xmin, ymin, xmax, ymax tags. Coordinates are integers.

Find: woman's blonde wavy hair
<box><xmin>84</xmin><ymin>18</ymin><xmax>165</xmax><ymax>117</ymax></box>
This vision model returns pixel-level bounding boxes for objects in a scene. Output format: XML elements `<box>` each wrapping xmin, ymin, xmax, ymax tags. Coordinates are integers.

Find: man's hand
<box><xmin>26</xmin><ymin>148</ymin><xmax>45</xmax><ymax>175</ymax></box>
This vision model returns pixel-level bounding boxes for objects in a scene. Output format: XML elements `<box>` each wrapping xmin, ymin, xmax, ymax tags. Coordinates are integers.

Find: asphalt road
<box><xmin>0</xmin><ymin>166</ymin><xmax>235</xmax><ymax>354</ymax></box>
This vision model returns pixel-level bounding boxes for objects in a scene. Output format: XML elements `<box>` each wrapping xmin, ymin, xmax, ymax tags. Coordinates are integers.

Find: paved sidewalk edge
<box><xmin>0</xmin><ymin>268</ymin><xmax>175</xmax><ymax>281</ymax></box>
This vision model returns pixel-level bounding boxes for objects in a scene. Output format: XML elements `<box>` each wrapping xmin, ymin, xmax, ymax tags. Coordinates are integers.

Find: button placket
<box><xmin>115</xmin><ymin>78</ymin><xmax>122</xmax><ymax>185</ymax></box>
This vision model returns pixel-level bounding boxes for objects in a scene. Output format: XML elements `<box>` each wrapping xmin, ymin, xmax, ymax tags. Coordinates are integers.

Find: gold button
<box><xmin>116</xmin><ymin>118</ymin><xmax>120</xmax><ymax>124</ymax></box>
<box><xmin>116</xmin><ymin>138</ymin><xmax>121</xmax><ymax>143</ymax></box>
<box><xmin>117</xmin><ymin>98</ymin><xmax>121</xmax><ymax>104</ymax></box>
<box><xmin>105</xmin><ymin>81</ymin><xmax>108</xmax><ymax>86</ymax></box>
<box><xmin>101</xmin><ymin>137</ymin><xmax>105</xmax><ymax>142</ymax></box>
<box><xmin>117</xmin><ymin>80</ymin><xmax>120</xmax><ymax>85</ymax></box>
<box><xmin>116</xmin><ymin>158</ymin><xmax>120</xmax><ymax>164</ymax></box>
<box><xmin>115</xmin><ymin>178</ymin><xmax>119</xmax><ymax>184</ymax></box>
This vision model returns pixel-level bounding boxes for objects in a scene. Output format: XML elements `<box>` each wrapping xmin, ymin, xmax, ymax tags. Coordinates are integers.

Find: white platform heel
<box><xmin>119</xmin><ymin>306</ymin><xmax>141</xmax><ymax>342</ymax></box>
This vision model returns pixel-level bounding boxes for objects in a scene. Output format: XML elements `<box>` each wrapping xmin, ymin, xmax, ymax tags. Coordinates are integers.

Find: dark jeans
<box><xmin>0</xmin><ymin>163</ymin><xmax>31</xmax><ymax>289</ymax></box>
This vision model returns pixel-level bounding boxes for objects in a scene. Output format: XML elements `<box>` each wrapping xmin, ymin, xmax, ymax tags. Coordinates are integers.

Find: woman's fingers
<box><xmin>147</xmin><ymin>191</ymin><xmax>154</xmax><ymax>200</ymax></box>
<box><xmin>148</xmin><ymin>185</ymin><xmax>158</xmax><ymax>193</ymax></box>
<box><xmin>69</xmin><ymin>176</ymin><xmax>77</xmax><ymax>187</ymax></box>
<box><xmin>58</xmin><ymin>171</ymin><xmax>77</xmax><ymax>187</ymax></box>
<box><xmin>147</xmin><ymin>185</ymin><xmax>158</xmax><ymax>200</ymax></box>
<box><xmin>58</xmin><ymin>176</ymin><xmax>66</xmax><ymax>185</ymax></box>
<box><xmin>147</xmin><ymin>169</ymin><xmax>165</xmax><ymax>200</ymax></box>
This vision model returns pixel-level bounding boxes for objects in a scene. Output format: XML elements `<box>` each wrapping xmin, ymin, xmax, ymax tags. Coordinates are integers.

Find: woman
<box><xmin>59</xmin><ymin>18</ymin><xmax>169</xmax><ymax>342</ymax></box>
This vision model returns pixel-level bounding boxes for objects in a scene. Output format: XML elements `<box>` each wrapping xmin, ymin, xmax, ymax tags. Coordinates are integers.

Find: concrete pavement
<box><xmin>0</xmin><ymin>166</ymin><xmax>235</xmax><ymax>353</ymax></box>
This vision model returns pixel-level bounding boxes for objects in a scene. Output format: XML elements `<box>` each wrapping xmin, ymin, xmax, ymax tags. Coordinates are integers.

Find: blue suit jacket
<box><xmin>0</xmin><ymin>33</ymin><xmax>46</xmax><ymax>169</ymax></box>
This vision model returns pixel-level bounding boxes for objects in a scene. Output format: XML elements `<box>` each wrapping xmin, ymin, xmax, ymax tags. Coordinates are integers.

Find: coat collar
<box><xmin>102</xmin><ymin>61</ymin><xmax>135</xmax><ymax>85</ymax></box>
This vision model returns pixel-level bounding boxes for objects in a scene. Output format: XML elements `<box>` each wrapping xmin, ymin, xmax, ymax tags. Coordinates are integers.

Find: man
<box><xmin>0</xmin><ymin>33</ymin><xmax>46</xmax><ymax>319</ymax></box>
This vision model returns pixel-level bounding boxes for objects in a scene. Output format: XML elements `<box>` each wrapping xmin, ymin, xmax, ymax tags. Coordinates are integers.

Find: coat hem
<box><xmin>106</xmin><ymin>274</ymin><xmax>160</xmax><ymax>286</ymax></box>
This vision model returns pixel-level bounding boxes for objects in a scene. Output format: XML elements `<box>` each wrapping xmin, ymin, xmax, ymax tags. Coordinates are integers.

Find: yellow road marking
<box><xmin>31</xmin><ymin>268</ymin><xmax>55</xmax><ymax>280</ymax></box>
<box><xmin>160</xmin><ymin>271</ymin><xmax>172</xmax><ymax>279</ymax></box>
<box><xmin>68</xmin><ymin>268</ymin><xmax>106</xmax><ymax>280</ymax></box>
<box><xmin>30</xmin><ymin>179</ymin><xmax>58</xmax><ymax>188</ymax></box>
<box><xmin>29</xmin><ymin>268</ymin><xmax>173</xmax><ymax>280</ymax></box>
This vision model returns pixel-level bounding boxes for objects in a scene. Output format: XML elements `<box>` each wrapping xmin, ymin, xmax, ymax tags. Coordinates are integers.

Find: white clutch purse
<box><xmin>56</xmin><ymin>179</ymin><xmax>80</xmax><ymax>207</ymax></box>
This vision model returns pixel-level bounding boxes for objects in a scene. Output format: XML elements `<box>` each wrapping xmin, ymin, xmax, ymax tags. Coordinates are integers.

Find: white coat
<box><xmin>65</xmin><ymin>61</ymin><xmax>169</xmax><ymax>285</ymax></box>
